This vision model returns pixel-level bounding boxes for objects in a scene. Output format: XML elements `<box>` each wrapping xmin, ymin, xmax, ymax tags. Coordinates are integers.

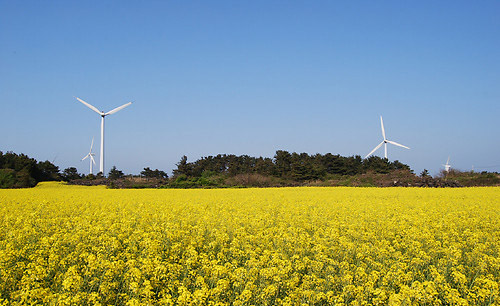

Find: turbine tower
<box><xmin>81</xmin><ymin>137</ymin><xmax>96</xmax><ymax>175</ymax></box>
<box><xmin>76</xmin><ymin>97</ymin><xmax>132</xmax><ymax>175</ymax></box>
<box><xmin>442</xmin><ymin>156</ymin><xmax>451</xmax><ymax>173</ymax></box>
<box><xmin>365</xmin><ymin>116</ymin><xmax>410</xmax><ymax>159</ymax></box>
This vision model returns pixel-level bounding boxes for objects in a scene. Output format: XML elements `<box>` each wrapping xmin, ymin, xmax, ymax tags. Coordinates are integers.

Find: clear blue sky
<box><xmin>1</xmin><ymin>1</ymin><xmax>499</xmax><ymax>176</ymax></box>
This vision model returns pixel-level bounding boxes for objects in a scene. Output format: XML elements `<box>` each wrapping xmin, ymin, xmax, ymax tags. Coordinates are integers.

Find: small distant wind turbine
<box><xmin>365</xmin><ymin>116</ymin><xmax>410</xmax><ymax>159</ymax></box>
<box><xmin>442</xmin><ymin>156</ymin><xmax>451</xmax><ymax>173</ymax></box>
<box><xmin>81</xmin><ymin>137</ymin><xmax>96</xmax><ymax>175</ymax></box>
<box><xmin>76</xmin><ymin>97</ymin><xmax>132</xmax><ymax>174</ymax></box>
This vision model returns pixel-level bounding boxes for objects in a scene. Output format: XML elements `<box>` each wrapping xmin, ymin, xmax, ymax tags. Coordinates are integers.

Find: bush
<box><xmin>224</xmin><ymin>174</ymin><xmax>278</xmax><ymax>187</ymax></box>
<box><xmin>0</xmin><ymin>169</ymin><xmax>16</xmax><ymax>188</ymax></box>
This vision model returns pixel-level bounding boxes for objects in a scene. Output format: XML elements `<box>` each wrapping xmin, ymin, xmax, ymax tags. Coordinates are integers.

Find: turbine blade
<box><xmin>75</xmin><ymin>97</ymin><xmax>102</xmax><ymax>115</ymax></box>
<box><xmin>90</xmin><ymin>137</ymin><xmax>94</xmax><ymax>152</ymax></box>
<box><xmin>82</xmin><ymin>154</ymin><xmax>89</xmax><ymax>161</ymax></box>
<box><xmin>90</xmin><ymin>155</ymin><xmax>96</xmax><ymax>165</ymax></box>
<box><xmin>447</xmin><ymin>156</ymin><xmax>450</xmax><ymax>164</ymax></box>
<box><xmin>105</xmin><ymin>102</ymin><xmax>132</xmax><ymax>115</ymax></box>
<box><xmin>380</xmin><ymin>116</ymin><xmax>386</xmax><ymax>140</ymax></box>
<box><xmin>365</xmin><ymin>141</ymin><xmax>384</xmax><ymax>159</ymax></box>
<box><xmin>386</xmin><ymin>140</ymin><xmax>410</xmax><ymax>150</ymax></box>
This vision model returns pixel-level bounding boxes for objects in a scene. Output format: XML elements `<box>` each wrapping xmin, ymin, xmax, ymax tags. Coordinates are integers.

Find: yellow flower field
<box><xmin>0</xmin><ymin>182</ymin><xmax>499</xmax><ymax>305</ymax></box>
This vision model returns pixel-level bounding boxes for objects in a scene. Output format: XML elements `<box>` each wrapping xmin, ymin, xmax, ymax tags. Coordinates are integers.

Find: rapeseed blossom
<box><xmin>0</xmin><ymin>182</ymin><xmax>498</xmax><ymax>305</ymax></box>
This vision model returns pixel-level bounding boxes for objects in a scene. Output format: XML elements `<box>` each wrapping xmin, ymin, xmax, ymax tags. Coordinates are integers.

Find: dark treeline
<box><xmin>0</xmin><ymin>151</ymin><xmax>60</xmax><ymax>188</ymax></box>
<box><xmin>173</xmin><ymin>150</ymin><xmax>411</xmax><ymax>181</ymax></box>
<box><xmin>6</xmin><ymin>150</ymin><xmax>496</xmax><ymax>189</ymax></box>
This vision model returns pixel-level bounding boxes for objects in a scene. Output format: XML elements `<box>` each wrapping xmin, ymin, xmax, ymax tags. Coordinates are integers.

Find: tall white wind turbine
<box><xmin>442</xmin><ymin>156</ymin><xmax>451</xmax><ymax>173</ymax></box>
<box><xmin>76</xmin><ymin>97</ymin><xmax>132</xmax><ymax>175</ymax></box>
<box><xmin>81</xmin><ymin>137</ymin><xmax>96</xmax><ymax>175</ymax></box>
<box><xmin>365</xmin><ymin>116</ymin><xmax>410</xmax><ymax>159</ymax></box>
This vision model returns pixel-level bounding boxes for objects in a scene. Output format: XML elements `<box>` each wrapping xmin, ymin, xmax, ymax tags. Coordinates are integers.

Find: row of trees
<box><xmin>61</xmin><ymin>166</ymin><xmax>168</xmax><ymax>181</ymax></box>
<box><xmin>1</xmin><ymin>150</ymin><xmax>412</xmax><ymax>188</ymax></box>
<box><xmin>0</xmin><ymin>151</ymin><xmax>60</xmax><ymax>188</ymax></box>
<box><xmin>173</xmin><ymin>151</ymin><xmax>411</xmax><ymax>181</ymax></box>
<box><xmin>0</xmin><ymin>151</ymin><xmax>162</xmax><ymax>188</ymax></box>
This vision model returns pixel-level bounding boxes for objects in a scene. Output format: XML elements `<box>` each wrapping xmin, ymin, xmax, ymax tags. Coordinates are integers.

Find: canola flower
<box><xmin>0</xmin><ymin>182</ymin><xmax>499</xmax><ymax>305</ymax></box>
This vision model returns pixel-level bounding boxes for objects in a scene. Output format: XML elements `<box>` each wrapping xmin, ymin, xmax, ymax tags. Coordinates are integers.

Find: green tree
<box><xmin>290</xmin><ymin>152</ymin><xmax>314</xmax><ymax>181</ymax></box>
<box><xmin>62</xmin><ymin>167</ymin><xmax>82</xmax><ymax>181</ymax></box>
<box><xmin>0</xmin><ymin>169</ymin><xmax>16</xmax><ymax>188</ymax></box>
<box><xmin>173</xmin><ymin>156</ymin><xmax>191</xmax><ymax>177</ymax></box>
<box><xmin>392</xmin><ymin>160</ymin><xmax>411</xmax><ymax>172</ymax></box>
<box><xmin>0</xmin><ymin>151</ymin><xmax>64</xmax><ymax>187</ymax></box>
<box><xmin>108</xmin><ymin>166</ymin><xmax>124</xmax><ymax>180</ymax></box>
<box><xmin>35</xmin><ymin>160</ymin><xmax>61</xmax><ymax>181</ymax></box>
<box><xmin>274</xmin><ymin>150</ymin><xmax>292</xmax><ymax>178</ymax></box>
<box><xmin>363</xmin><ymin>156</ymin><xmax>392</xmax><ymax>174</ymax></box>
<box><xmin>141</xmin><ymin>167</ymin><xmax>168</xmax><ymax>179</ymax></box>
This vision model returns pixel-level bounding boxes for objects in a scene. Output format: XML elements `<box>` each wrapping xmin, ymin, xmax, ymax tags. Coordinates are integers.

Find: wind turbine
<box><xmin>76</xmin><ymin>97</ymin><xmax>132</xmax><ymax>175</ymax></box>
<box><xmin>81</xmin><ymin>137</ymin><xmax>96</xmax><ymax>175</ymax></box>
<box><xmin>365</xmin><ymin>116</ymin><xmax>410</xmax><ymax>159</ymax></box>
<box><xmin>442</xmin><ymin>156</ymin><xmax>451</xmax><ymax>173</ymax></box>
